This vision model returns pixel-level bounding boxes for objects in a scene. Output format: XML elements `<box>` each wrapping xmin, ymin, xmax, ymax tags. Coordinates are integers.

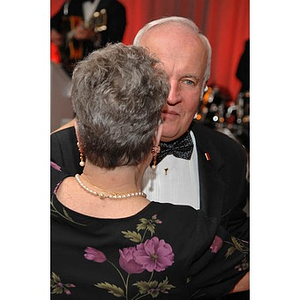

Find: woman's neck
<box><xmin>81</xmin><ymin>160</ymin><xmax>144</xmax><ymax>194</ymax></box>
<box><xmin>55</xmin><ymin>158</ymin><xmax>152</xmax><ymax>219</ymax></box>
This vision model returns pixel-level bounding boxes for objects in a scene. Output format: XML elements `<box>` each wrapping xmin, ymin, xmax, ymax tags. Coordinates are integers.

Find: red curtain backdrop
<box><xmin>51</xmin><ymin>0</ymin><xmax>249</xmax><ymax>100</ymax></box>
<box><xmin>51</xmin><ymin>0</ymin><xmax>66</xmax><ymax>17</ymax></box>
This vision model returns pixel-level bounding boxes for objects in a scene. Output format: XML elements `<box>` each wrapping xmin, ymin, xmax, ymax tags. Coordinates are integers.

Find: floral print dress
<box><xmin>51</xmin><ymin>163</ymin><xmax>249</xmax><ymax>299</ymax></box>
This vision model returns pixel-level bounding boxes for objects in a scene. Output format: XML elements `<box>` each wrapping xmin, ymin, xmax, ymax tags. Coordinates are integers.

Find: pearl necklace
<box><xmin>75</xmin><ymin>174</ymin><xmax>147</xmax><ymax>200</ymax></box>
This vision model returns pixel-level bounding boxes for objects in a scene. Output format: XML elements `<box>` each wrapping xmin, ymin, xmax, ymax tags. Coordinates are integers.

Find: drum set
<box><xmin>195</xmin><ymin>85</ymin><xmax>250</xmax><ymax>151</ymax></box>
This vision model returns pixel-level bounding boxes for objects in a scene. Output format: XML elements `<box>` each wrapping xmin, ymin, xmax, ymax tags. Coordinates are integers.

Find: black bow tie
<box><xmin>151</xmin><ymin>132</ymin><xmax>194</xmax><ymax>166</ymax></box>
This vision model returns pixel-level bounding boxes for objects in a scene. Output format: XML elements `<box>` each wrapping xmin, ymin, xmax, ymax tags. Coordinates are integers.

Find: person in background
<box><xmin>51</xmin><ymin>43</ymin><xmax>249</xmax><ymax>299</ymax></box>
<box><xmin>51</xmin><ymin>0</ymin><xmax>126</xmax><ymax>75</ymax></box>
<box><xmin>236</xmin><ymin>39</ymin><xmax>250</xmax><ymax>94</ymax></box>
<box><xmin>51</xmin><ymin>16</ymin><xmax>249</xmax><ymax>241</ymax></box>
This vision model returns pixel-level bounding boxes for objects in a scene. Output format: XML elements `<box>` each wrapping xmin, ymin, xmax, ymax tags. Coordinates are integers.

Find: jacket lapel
<box><xmin>191</xmin><ymin>123</ymin><xmax>225</xmax><ymax>220</ymax></box>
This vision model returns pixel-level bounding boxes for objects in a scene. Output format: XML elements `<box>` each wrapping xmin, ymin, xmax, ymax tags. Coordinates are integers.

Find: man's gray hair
<box><xmin>71</xmin><ymin>43</ymin><xmax>170</xmax><ymax>169</ymax></box>
<box><xmin>133</xmin><ymin>16</ymin><xmax>212</xmax><ymax>90</ymax></box>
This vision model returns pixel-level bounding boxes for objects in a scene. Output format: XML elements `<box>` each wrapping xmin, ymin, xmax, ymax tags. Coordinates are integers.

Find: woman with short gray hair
<box><xmin>71</xmin><ymin>43</ymin><xmax>169</xmax><ymax>169</ymax></box>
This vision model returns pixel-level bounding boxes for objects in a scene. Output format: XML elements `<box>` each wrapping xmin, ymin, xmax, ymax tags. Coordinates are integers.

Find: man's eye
<box><xmin>182</xmin><ymin>79</ymin><xmax>196</xmax><ymax>86</ymax></box>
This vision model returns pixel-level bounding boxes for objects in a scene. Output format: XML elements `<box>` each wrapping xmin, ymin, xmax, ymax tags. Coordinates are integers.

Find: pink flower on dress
<box><xmin>65</xmin><ymin>289</ymin><xmax>71</xmax><ymax>295</ymax></box>
<box><xmin>210</xmin><ymin>235</ymin><xmax>223</xmax><ymax>254</ymax></box>
<box><xmin>119</xmin><ymin>247</ymin><xmax>145</xmax><ymax>274</ymax></box>
<box><xmin>134</xmin><ymin>237</ymin><xmax>174</xmax><ymax>272</ymax></box>
<box><xmin>84</xmin><ymin>247</ymin><xmax>107</xmax><ymax>263</ymax></box>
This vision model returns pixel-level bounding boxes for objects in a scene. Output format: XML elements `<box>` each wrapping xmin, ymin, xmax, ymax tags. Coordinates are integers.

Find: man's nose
<box><xmin>167</xmin><ymin>81</ymin><xmax>182</xmax><ymax>105</ymax></box>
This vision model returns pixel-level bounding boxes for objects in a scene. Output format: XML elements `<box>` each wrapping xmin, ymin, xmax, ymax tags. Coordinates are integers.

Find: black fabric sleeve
<box><xmin>188</xmin><ymin>212</ymin><xmax>249</xmax><ymax>299</ymax></box>
<box><xmin>50</xmin><ymin>127</ymin><xmax>83</xmax><ymax>176</ymax></box>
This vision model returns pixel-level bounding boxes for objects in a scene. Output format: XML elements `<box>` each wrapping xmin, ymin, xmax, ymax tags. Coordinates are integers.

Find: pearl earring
<box><xmin>151</xmin><ymin>145</ymin><xmax>160</xmax><ymax>170</ymax></box>
<box><xmin>77</xmin><ymin>142</ymin><xmax>85</xmax><ymax>167</ymax></box>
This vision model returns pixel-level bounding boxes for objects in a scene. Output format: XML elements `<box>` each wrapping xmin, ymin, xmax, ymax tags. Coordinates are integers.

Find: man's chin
<box><xmin>161</xmin><ymin>126</ymin><xmax>182</xmax><ymax>142</ymax></box>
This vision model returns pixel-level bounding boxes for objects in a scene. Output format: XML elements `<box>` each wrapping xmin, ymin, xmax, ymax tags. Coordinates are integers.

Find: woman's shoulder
<box><xmin>150</xmin><ymin>201</ymin><xmax>198</xmax><ymax>216</ymax></box>
<box><xmin>149</xmin><ymin>202</ymin><xmax>211</xmax><ymax>229</ymax></box>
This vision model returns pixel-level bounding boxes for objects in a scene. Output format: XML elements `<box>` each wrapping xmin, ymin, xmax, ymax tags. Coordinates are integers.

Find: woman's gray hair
<box><xmin>133</xmin><ymin>16</ymin><xmax>212</xmax><ymax>91</ymax></box>
<box><xmin>71</xmin><ymin>43</ymin><xmax>170</xmax><ymax>169</ymax></box>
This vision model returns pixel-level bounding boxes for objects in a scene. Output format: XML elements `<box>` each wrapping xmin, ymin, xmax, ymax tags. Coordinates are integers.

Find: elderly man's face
<box><xmin>139</xmin><ymin>24</ymin><xmax>208</xmax><ymax>142</ymax></box>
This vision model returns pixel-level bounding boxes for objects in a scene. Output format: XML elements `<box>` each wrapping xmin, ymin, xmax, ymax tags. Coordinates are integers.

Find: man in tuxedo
<box><xmin>134</xmin><ymin>17</ymin><xmax>249</xmax><ymax>242</ymax></box>
<box><xmin>51</xmin><ymin>16</ymin><xmax>249</xmax><ymax>241</ymax></box>
<box><xmin>51</xmin><ymin>0</ymin><xmax>126</xmax><ymax>75</ymax></box>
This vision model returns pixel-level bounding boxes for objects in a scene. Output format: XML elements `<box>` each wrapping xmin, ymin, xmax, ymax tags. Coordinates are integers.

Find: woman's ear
<box><xmin>74</xmin><ymin>119</ymin><xmax>80</xmax><ymax>143</ymax></box>
<box><xmin>154</xmin><ymin>123</ymin><xmax>163</xmax><ymax>146</ymax></box>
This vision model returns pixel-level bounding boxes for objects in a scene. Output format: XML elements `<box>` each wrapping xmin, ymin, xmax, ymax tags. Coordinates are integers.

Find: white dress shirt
<box><xmin>82</xmin><ymin>0</ymin><xmax>101</xmax><ymax>21</ymax></box>
<box><xmin>142</xmin><ymin>132</ymin><xmax>200</xmax><ymax>209</ymax></box>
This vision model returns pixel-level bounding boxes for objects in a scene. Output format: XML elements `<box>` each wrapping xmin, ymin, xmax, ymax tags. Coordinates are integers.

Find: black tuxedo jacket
<box><xmin>51</xmin><ymin>121</ymin><xmax>249</xmax><ymax>240</ymax></box>
<box><xmin>190</xmin><ymin>122</ymin><xmax>249</xmax><ymax>240</ymax></box>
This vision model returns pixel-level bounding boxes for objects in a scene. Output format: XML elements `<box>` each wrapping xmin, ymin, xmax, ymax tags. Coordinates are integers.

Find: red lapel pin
<box><xmin>204</xmin><ymin>152</ymin><xmax>211</xmax><ymax>161</ymax></box>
